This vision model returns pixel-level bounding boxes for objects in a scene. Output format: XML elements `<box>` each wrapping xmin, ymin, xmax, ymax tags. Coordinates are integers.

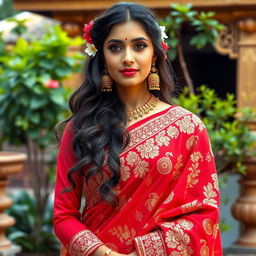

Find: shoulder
<box><xmin>164</xmin><ymin>105</ymin><xmax>206</xmax><ymax>135</ymax></box>
<box><xmin>59</xmin><ymin>120</ymin><xmax>75</xmax><ymax>148</ymax></box>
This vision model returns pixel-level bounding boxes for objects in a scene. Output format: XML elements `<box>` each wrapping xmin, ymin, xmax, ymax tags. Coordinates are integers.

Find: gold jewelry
<box><xmin>102</xmin><ymin>69</ymin><xmax>112</xmax><ymax>92</ymax></box>
<box><xmin>127</xmin><ymin>94</ymin><xmax>159</xmax><ymax>121</ymax></box>
<box><xmin>147</xmin><ymin>64</ymin><xmax>160</xmax><ymax>90</ymax></box>
<box><xmin>105</xmin><ymin>248</ymin><xmax>113</xmax><ymax>256</ymax></box>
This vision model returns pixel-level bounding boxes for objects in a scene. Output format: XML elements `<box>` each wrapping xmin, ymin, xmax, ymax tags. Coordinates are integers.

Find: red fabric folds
<box><xmin>53</xmin><ymin>106</ymin><xmax>223</xmax><ymax>256</ymax></box>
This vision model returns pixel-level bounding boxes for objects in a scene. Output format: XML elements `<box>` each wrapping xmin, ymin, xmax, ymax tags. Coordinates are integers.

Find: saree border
<box><xmin>124</xmin><ymin>106</ymin><xmax>191</xmax><ymax>153</ymax></box>
<box><xmin>134</xmin><ymin>230</ymin><xmax>167</xmax><ymax>256</ymax></box>
<box><xmin>68</xmin><ymin>230</ymin><xmax>104</xmax><ymax>256</ymax></box>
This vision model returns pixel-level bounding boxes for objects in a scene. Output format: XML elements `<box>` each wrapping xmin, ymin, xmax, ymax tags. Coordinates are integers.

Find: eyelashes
<box><xmin>107</xmin><ymin>43</ymin><xmax>148</xmax><ymax>53</ymax></box>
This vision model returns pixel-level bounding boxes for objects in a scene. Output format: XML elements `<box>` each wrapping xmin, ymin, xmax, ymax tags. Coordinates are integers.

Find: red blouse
<box><xmin>53</xmin><ymin>106</ymin><xmax>223</xmax><ymax>256</ymax></box>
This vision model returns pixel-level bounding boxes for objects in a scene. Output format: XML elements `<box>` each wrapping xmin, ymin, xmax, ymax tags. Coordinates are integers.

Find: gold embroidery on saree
<box><xmin>145</xmin><ymin>192</ymin><xmax>160</xmax><ymax>211</ymax></box>
<box><xmin>176</xmin><ymin>116</ymin><xmax>195</xmax><ymax>134</ymax></box>
<box><xmin>186</xmin><ymin>152</ymin><xmax>203</xmax><ymax>189</ymax></box>
<box><xmin>163</xmin><ymin>219</ymin><xmax>194</xmax><ymax>255</ymax></box>
<box><xmin>200</xmin><ymin>239</ymin><xmax>209</xmax><ymax>256</ymax></box>
<box><xmin>203</xmin><ymin>183</ymin><xmax>218</xmax><ymax>208</ymax></box>
<box><xmin>68</xmin><ymin>230</ymin><xmax>103</xmax><ymax>256</ymax></box>
<box><xmin>108</xmin><ymin>225</ymin><xmax>136</xmax><ymax>245</ymax></box>
<box><xmin>155</xmin><ymin>130</ymin><xmax>170</xmax><ymax>146</ymax></box>
<box><xmin>136</xmin><ymin>138</ymin><xmax>159</xmax><ymax>159</ymax></box>
<box><xmin>157</xmin><ymin>155</ymin><xmax>173</xmax><ymax>175</ymax></box>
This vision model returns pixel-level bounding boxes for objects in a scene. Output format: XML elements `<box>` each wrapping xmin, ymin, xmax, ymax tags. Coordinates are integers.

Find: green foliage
<box><xmin>0</xmin><ymin>0</ymin><xmax>16</xmax><ymax>20</ymax></box>
<box><xmin>0</xmin><ymin>24</ymin><xmax>84</xmax><ymax>147</ymax></box>
<box><xmin>174</xmin><ymin>85</ymin><xmax>256</xmax><ymax>174</ymax></box>
<box><xmin>6</xmin><ymin>191</ymin><xmax>59</xmax><ymax>252</ymax></box>
<box><xmin>6</xmin><ymin>17</ymin><xmax>28</xmax><ymax>36</ymax></box>
<box><xmin>159</xmin><ymin>3</ymin><xmax>225</xmax><ymax>60</ymax></box>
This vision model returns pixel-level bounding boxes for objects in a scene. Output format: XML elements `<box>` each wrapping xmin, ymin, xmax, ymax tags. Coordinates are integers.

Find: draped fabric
<box><xmin>53</xmin><ymin>105</ymin><xmax>222</xmax><ymax>256</ymax></box>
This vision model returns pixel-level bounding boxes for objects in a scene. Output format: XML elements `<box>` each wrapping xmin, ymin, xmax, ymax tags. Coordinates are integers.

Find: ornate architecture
<box><xmin>14</xmin><ymin>0</ymin><xmax>256</xmax><ymax>113</ymax></box>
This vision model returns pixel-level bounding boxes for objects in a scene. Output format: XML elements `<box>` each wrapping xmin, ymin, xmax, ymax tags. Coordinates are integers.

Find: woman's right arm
<box><xmin>54</xmin><ymin>122</ymin><xmax>135</xmax><ymax>256</ymax></box>
<box><xmin>53</xmin><ymin>122</ymin><xmax>105</xmax><ymax>256</ymax></box>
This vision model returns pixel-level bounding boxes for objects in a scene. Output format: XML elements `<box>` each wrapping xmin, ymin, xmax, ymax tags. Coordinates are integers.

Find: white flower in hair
<box><xmin>85</xmin><ymin>43</ymin><xmax>97</xmax><ymax>57</ymax></box>
<box><xmin>159</xmin><ymin>25</ymin><xmax>168</xmax><ymax>42</ymax></box>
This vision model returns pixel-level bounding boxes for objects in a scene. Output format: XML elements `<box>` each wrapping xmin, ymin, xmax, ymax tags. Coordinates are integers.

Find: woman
<box><xmin>53</xmin><ymin>2</ymin><xmax>222</xmax><ymax>256</ymax></box>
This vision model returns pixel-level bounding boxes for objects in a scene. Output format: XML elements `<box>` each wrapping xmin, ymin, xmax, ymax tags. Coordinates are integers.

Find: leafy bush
<box><xmin>6</xmin><ymin>191</ymin><xmax>59</xmax><ymax>252</ymax></box>
<box><xmin>0</xmin><ymin>21</ymin><xmax>85</xmax><ymax>251</ymax></box>
<box><xmin>174</xmin><ymin>85</ymin><xmax>256</xmax><ymax>174</ymax></box>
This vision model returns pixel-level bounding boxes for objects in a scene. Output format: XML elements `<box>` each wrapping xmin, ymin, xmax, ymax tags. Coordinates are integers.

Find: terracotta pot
<box><xmin>0</xmin><ymin>152</ymin><xmax>27</xmax><ymax>250</ymax></box>
<box><xmin>231</xmin><ymin>157</ymin><xmax>256</xmax><ymax>247</ymax></box>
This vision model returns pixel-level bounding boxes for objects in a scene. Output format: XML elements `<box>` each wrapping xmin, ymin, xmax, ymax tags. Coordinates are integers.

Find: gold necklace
<box><xmin>127</xmin><ymin>94</ymin><xmax>159</xmax><ymax>121</ymax></box>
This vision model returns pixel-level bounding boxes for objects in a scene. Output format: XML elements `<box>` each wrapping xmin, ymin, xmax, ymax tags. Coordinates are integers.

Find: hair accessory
<box><xmin>102</xmin><ymin>69</ymin><xmax>113</xmax><ymax>92</ymax></box>
<box><xmin>147</xmin><ymin>64</ymin><xmax>160</xmax><ymax>90</ymax></box>
<box><xmin>104</xmin><ymin>249</ymin><xmax>113</xmax><ymax>256</ymax></box>
<box><xmin>127</xmin><ymin>94</ymin><xmax>159</xmax><ymax>121</ymax></box>
<box><xmin>159</xmin><ymin>25</ymin><xmax>169</xmax><ymax>58</ymax></box>
<box><xmin>83</xmin><ymin>20</ymin><xmax>97</xmax><ymax>57</ymax></box>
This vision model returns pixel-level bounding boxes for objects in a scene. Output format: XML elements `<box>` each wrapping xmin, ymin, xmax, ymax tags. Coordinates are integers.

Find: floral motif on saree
<box><xmin>53</xmin><ymin>106</ymin><xmax>223</xmax><ymax>256</ymax></box>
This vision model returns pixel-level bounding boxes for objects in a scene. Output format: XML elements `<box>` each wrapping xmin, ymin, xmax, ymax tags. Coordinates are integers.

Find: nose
<box><xmin>122</xmin><ymin>48</ymin><xmax>135</xmax><ymax>65</ymax></box>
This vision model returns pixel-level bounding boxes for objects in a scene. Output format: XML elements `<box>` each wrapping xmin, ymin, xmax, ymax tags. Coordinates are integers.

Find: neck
<box><xmin>116</xmin><ymin>83</ymin><xmax>151</xmax><ymax>111</ymax></box>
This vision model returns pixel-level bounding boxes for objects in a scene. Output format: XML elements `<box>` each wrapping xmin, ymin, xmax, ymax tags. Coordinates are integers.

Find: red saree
<box><xmin>53</xmin><ymin>105</ymin><xmax>222</xmax><ymax>256</ymax></box>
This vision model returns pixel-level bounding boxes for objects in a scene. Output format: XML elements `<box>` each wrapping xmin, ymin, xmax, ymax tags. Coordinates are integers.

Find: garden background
<box><xmin>1</xmin><ymin>0</ymin><xmax>256</xmax><ymax>255</ymax></box>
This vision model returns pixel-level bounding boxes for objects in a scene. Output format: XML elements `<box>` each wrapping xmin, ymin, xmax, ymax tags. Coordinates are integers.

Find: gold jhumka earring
<box><xmin>101</xmin><ymin>69</ymin><xmax>113</xmax><ymax>92</ymax></box>
<box><xmin>147</xmin><ymin>64</ymin><xmax>160</xmax><ymax>91</ymax></box>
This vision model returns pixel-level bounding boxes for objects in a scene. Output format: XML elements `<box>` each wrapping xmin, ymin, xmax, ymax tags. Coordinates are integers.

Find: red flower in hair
<box><xmin>161</xmin><ymin>42</ymin><xmax>169</xmax><ymax>52</ymax></box>
<box><xmin>83</xmin><ymin>20</ymin><xmax>94</xmax><ymax>44</ymax></box>
<box><xmin>44</xmin><ymin>79</ymin><xmax>60</xmax><ymax>89</ymax></box>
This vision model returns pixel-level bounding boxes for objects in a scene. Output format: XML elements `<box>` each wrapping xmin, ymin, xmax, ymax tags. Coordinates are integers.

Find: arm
<box><xmin>54</xmin><ymin>122</ymin><xmax>136</xmax><ymax>256</ymax></box>
<box><xmin>53</xmin><ymin>122</ymin><xmax>104</xmax><ymax>255</ymax></box>
<box><xmin>133</xmin><ymin>124</ymin><xmax>222</xmax><ymax>256</ymax></box>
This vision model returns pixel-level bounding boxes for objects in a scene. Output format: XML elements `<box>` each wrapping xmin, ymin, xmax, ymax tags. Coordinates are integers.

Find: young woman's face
<box><xmin>103</xmin><ymin>20</ymin><xmax>155</xmax><ymax>89</ymax></box>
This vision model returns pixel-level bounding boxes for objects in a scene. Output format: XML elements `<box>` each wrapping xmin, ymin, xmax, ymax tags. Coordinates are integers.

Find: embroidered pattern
<box><xmin>125</xmin><ymin>106</ymin><xmax>190</xmax><ymax>152</ymax></box>
<box><xmin>186</xmin><ymin>135</ymin><xmax>199</xmax><ymax>151</ymax></box>
<box><xmin>203</xmin><ymin>183</ymin><xmax>218</xmax><ymax>208</ymax></box>
<box><xmin>145</xmin><ymin>192</ymin><xmax>160</xmax><ymax>211</ymax></box>
<box><xmin>186</xmin><ymin>152</ymin><xmax>203</xmax><ymax>189</ymax></box>
<box><xmin>68</xmin><ymin>230</ymin><xmax>104</xmax><ymax>256</ymax></box>
<box><xmin>176</xmin><ymin>116</ymin><xmax>195</xmax><ymax>134</ymax></box>
<box><xmin>157</xmin><ymin>156</ymin><xmax>173</xmax><ymax>175</ymax></box>
<box><xmin>200</xmin><ymin>239</ymin><xmax>209</xmax><ymax>256</ymax></box>
<box><xmin>163</xmin><ymin>220</ymin><xmax>194</xmax><ymax>255</ymax></box>
<box><xmin>134</xmin><ymin>160</ymin><xmax>149</xmax><ymax>178</ymax></box>
<box><xmin>135</xmin><ymin>210</ymin><xmax>144</xmax><ymax>222</ymax></box>
<box><xmin>167</xmin><ymin>125</ymin><xmax>179</xmax><ymax>139</ymax></box>
<box><xmin>181</xmin><ymin>200</ymin><xmax>201</xmax><ymax>213</ymax></box>
<box><xmin>156</xmin><ymin>130</ymin><xmax>170</xmax><ymax>146</ymax></box>
<box><xmin>108</xmin><ymin>225</ymin><xmax>136</xmax><ymax>246</ymax></box>
<box><xmin>134</xmin><ymin>230</ymin><xmax>167</xmax><ymax>256</ymax></box>
<box><xmin>211</xmin><ymin>173</ymin><xmax>219</xmax><ymax>191</ymax></box>
<box><xmin>137</xmin><ymin>138</ymin><xmax>159</xmax><ymax>159</ymax></box>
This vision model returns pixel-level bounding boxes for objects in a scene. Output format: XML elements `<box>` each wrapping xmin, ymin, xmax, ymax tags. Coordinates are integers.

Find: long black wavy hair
<box><xmin>56</xmin><ymin>2</ymin><xmax>175</xmax><ymax>207</ymax></box>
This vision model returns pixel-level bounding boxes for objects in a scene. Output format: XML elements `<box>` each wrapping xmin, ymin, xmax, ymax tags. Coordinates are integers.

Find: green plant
<box><xmin>159</xmin><ymin>4</ymin><xmax>224</xmax><ymax>94</ymax></box>
<box><xmin>174</xmin><ymin>85</ymin><xmax>256</xmax><ymax>174</ymax></box>
<box><xmin>0</xmin><ymin>21</ymin><xmax>85</xmax><ymax>251</ymax></box>
<box><xmin>6</xmin><ymin>190</ymin><xmax>59</xmax><ymax>252</ymax></box>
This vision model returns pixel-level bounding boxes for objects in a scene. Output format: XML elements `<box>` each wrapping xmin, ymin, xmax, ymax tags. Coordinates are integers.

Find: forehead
<box><xmin>105</xmin><ymin>20</ymin><xmax>150</xmax><ymax>41</ymax></box>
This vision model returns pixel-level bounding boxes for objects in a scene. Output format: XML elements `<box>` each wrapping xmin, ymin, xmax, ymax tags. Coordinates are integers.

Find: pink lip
<box><xmin>120</xmin><ymin>68</ymin><xmax>138</xmax><ymax>77</ymax></box>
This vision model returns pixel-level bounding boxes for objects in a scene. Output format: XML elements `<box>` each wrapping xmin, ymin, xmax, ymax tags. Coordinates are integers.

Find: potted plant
<box><xmin>0</xmin><ymin>20</ymin><xmax>84</xmax><ymax>254</ymax></box>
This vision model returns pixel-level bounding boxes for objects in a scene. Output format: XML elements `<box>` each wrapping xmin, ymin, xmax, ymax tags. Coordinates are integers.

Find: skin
<box><xmin>93</xmin><ymin>20</ymin><xmax>170</xmax><ymax>256</ymax></box>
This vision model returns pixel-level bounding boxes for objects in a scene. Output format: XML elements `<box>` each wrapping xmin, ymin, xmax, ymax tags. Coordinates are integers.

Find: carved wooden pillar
<box><xmin>237</xmin><ymin>18</ymin><xmax>256</xmax><ymax>113</ymax></box>
<box><xmin>0</xmin><ymin>152</ymin><xmax>26</xmax><ymax>254</ymax></box>
<box><xmin>216</xmin><ymin>18</ymin><xmax>256</xmax><ymax>252</ymax></box>
<box><xmin>216</xmin><ymin>18</ymin><xmax>256</xmax><ymax>113</ymax></box>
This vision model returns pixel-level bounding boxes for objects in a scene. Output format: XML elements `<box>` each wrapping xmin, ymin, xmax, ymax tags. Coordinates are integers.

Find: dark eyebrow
<box><xmin>106</xmin><ymin>37</ymin><xmax>149</xmax><ymax>44</ymax></box>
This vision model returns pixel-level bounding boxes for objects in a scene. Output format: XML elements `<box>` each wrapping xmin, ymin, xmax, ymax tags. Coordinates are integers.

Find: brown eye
<box><xmin>134</xmin><ymin>43</ymin><xmax>147</xmax><ymax>51</ymax></box>
<box><xmin>108</xmin><ymin>44</ymin><xmax>122</xmax><ymax>53</ymax></box>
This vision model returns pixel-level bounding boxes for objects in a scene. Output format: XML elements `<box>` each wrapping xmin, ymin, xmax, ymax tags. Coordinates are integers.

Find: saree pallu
<box><xmin>53</xmin><ymin>105</ymin><xmax>223</xmax><ymax>256</ymax></box>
